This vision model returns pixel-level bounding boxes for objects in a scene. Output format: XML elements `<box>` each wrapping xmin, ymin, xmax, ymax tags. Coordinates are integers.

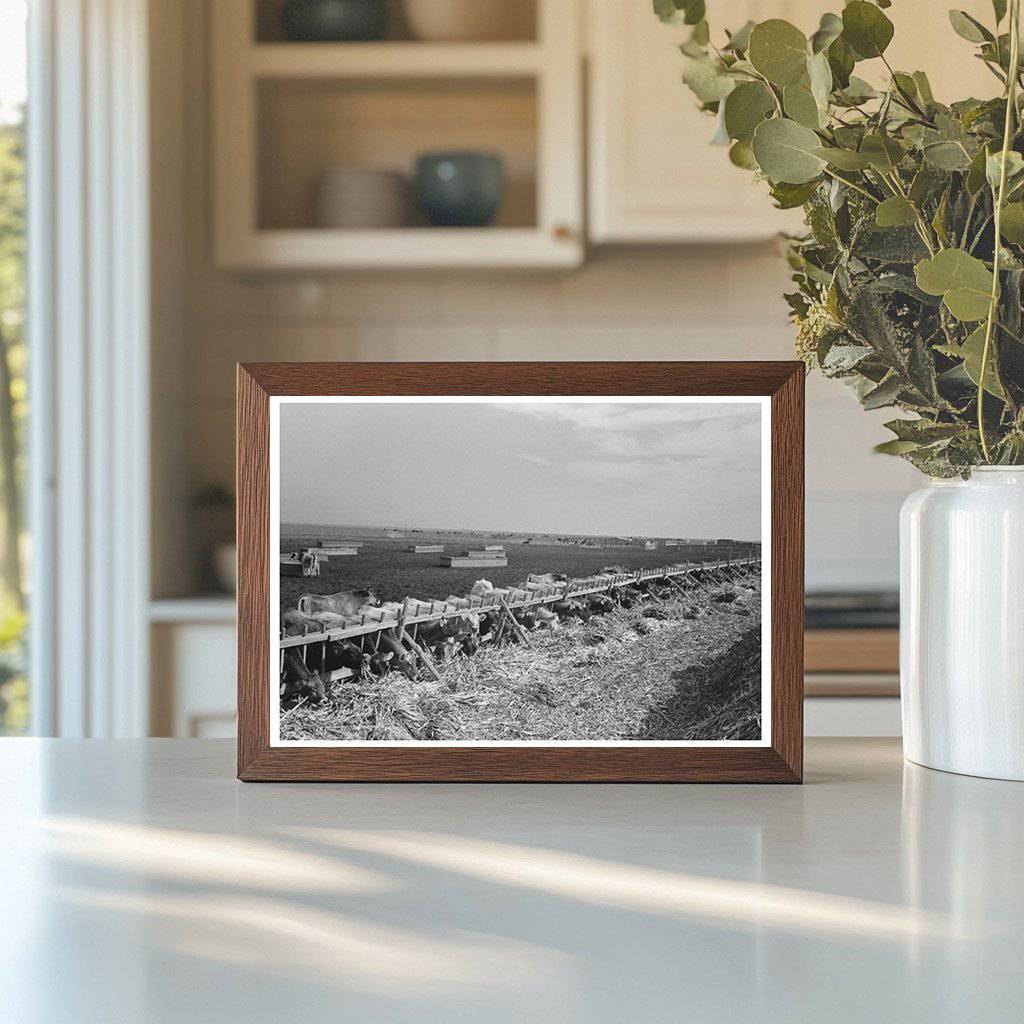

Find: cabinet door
<box><xmin>588</xmin><ymin>1</ymin><xmax>813</xmax><ymax>243</ymax></box>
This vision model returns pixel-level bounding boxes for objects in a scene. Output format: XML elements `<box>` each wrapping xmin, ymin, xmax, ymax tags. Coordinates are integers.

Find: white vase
<box><xmin>900</xmin><ymin>467</ymin><xmax>1024</xmax><ymax>780</ymax></box>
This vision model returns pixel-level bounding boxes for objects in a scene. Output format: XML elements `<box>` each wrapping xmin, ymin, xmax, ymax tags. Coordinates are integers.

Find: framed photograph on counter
<box><xmin>236</xmin><ymin>362</ymin><xmax>804</xmax><ymax>782</ymax></box>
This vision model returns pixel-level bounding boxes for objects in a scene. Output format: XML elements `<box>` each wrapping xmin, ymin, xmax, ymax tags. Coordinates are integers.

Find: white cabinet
<box><xmin>586</xmin><ymin>0</ymin><xmax>997</xmax><ymax>244</ymax></box>
<box><xmin>588</xmin><ymin>1</ymin><xmax>813</xmax><ymax>243</ymax></box>
<box><xmin>212</xmin><ymin>0</ymin><xmax>584</xmax><ymax>269</ymax></box>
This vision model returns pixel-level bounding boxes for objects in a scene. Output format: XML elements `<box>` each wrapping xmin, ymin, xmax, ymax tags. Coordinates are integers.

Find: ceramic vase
<box><xmin>900</xmin><ymin>467</ymin><xmax>1024</xmax><ymax>780</ymax></box>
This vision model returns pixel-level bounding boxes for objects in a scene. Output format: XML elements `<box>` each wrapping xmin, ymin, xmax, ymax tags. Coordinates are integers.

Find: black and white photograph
<box><xmin>271</xmin><ymin>396</ymin><xmax>768</xmax><ymax>745</ymax></box>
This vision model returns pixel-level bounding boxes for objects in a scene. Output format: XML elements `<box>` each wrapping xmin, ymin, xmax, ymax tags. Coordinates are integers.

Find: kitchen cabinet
<box><xmin>587</xmin><ymin>0</ymin><xmax>998</xmax><ymax>244</ymax></box>
<box><xmin>211</xmin><ymin>0</ymin><xmax>583</xmax><ymax>269</ymax></box>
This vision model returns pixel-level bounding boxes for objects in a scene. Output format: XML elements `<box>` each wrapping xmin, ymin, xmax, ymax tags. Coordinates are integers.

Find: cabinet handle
<box><xmin>553</xmin><ymin>224</ymin><xmax>574</xmax><ymax>241</ymax></box>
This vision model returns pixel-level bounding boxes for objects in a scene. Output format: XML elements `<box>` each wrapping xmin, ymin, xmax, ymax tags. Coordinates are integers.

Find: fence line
<box><xmin>280</xmin><ymin>557</ymin><xmax>760</xmax><ymax>651</ymax></box>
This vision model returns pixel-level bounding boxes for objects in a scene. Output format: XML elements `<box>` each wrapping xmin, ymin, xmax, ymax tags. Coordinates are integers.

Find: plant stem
<box><xmin>979</xmin><ymin>0</ymin><xmax>1021</xmax><ymax>463</ymax></box>
<box><xmin>821</xmin><ymin>167</ymin><xmax>879</xmax><ymax>203</ymax></box>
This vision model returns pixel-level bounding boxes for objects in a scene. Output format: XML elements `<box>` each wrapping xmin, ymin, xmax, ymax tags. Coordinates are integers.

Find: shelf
<box><xmin>150</xmin><ymin>597</ymin><xmax>237</xmax><ymax>624</ymax></box>
<box><xmin>249</xmin><ymin>42</ymin><xmax>544</xmax><ymax>79</ymax></box>
<box><xmin>213</xmin><ymin>0</ymin><xmax>582</xmax><ymax>269</ymax></box>
<box><xmin>218</xmin><ymin>227</ymin><xmax>579</xmax><ymax>270</ymax></box>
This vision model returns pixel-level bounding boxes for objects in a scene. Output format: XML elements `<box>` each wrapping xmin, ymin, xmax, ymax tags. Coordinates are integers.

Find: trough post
<box><xmin>499</xmin><ymin>596</ymin><xmax>532</xmax><ymax>647</ymax></box>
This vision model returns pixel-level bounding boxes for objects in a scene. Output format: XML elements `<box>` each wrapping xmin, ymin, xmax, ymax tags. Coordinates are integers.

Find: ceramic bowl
<box><xmin>403</xmin><ymin>0</ymin><xmax>534</xmax><ymax>42</ymax></box>
<box><xmin>280</xmin><ymin>0</ymin><xmax>388</xmax><ymax>42</ymax></box>
<box><xmin>415</xmin><ymin>152</ymin><xmax>505</xmax><ymax>227</ymax></box>
<box><xmin>315</xmin><ymin>168</ymin><xmax>409</xmax><ymax>228</ymax></box>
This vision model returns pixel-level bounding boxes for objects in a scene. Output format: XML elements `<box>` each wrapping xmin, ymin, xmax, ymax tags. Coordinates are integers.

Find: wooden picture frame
<box><xmin>237</xmin><ymin>362</ymin><xmax>804</xmax><ymax>782</ymax></box>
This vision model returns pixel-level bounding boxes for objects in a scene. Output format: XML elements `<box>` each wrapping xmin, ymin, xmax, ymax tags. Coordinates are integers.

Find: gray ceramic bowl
<box><xmin>415</xmin><ymin>152</ymin><xmax>505</xmax><ymax>228</ymax></box>
<box><xmin>280</xmin><ymin>0</ymin><xmax>388</xmax><ymax>42</ymax></box>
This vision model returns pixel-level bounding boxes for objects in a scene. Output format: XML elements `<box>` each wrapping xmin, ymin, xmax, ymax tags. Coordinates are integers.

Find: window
<box><xmin>0</xmin><ymin>0</ymin><xmax>28</xmax><ymax>734</ymax></box>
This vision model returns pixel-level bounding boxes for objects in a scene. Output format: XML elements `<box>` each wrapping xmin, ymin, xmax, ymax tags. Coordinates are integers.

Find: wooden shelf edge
<box><xmin>248</xmin><ymin>41</ymin><xmax>544</xmax><ymax>79</ymax></box>
<box><xmin>217</xmin><ymin>227</ymin><xmax>583</xmax><ymax>270</ymax></box>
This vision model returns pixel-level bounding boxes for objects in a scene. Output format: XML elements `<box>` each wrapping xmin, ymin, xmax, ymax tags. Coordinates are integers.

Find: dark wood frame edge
<box><xmin>237</xmin><ymin>362</ymin><xmax>804</xmax><ymax>783</ymax></box>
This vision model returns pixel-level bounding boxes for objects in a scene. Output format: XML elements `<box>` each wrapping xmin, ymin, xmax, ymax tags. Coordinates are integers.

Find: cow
<box><xmin>527</xmin><ymin>572</ymin><xmax>569</xmax><ymax>588</ymax></box>
<box><xmin>513</xmin><ymin>608</ymin><xmax>537</xmax><ymax>631</ymax></box>
<box><xmin>365</xmin><ymin>651</ymin><xmax>394</xmax><ymax>677</ymax></box>
<box><xmin>280</xmin><ymin>648</ymin><xmax>326</xmax><ymax>706</ymax></box>
<box><xmin>323</xmin><ymin>639</ymin><xmax>364</xmax><ymax>676</ymax></box>
<box><xmin>478</xmin><ymin>609</ymin><xmax>502</xmax><ymax>643</ymax></box>
<box><xmin>553</xmin><ymin>598</ymin><xmax>590</xmax><ymax>622</ymax></box>
<box><xmin>377</xmin><ymin>633</ymin><xmax>418</xmax><ymax>680</ymax></box>
<box><xmin>533</xmin><ymin>607</ymin><xmax>560</xmax><ymax>631</ymax></box>
<box><xmin>587</xmin><ymin>594</ymin><xmax>614</xmax><ymax>615</ymax></box>
<box><xmin>298</xmin><ymin>588</ymin><xmax>380</xmax><ymax>617</ymax></box>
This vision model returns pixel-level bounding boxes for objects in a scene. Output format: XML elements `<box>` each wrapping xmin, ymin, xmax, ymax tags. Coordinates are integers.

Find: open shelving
<box><xmin>212</xmin><ymin>0</ymin><xmax>583</xmax><ymax>268</ymax></box>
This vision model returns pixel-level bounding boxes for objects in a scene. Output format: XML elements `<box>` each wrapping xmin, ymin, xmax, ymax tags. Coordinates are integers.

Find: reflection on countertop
<box><xmin>1</xmin><ymin>738</ymin><xmax>1022</xmax><ymax>1023</ymax></box>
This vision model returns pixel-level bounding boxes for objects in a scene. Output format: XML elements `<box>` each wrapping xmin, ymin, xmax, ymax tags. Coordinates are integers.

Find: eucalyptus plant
<box><xmin>659</xmin><ymin>0</ymin><xmax>1024</xmax><ymax>475</ymax></box>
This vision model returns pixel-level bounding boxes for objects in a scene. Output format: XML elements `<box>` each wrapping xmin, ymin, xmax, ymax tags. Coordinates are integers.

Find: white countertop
<box><xmin>1</xmin><ymin>738</ymin><xmax>1021</xmax><ymax>1023</ymax></box>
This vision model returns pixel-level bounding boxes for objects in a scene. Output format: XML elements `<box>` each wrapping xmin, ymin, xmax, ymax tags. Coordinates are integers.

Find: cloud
<box><xmin>500</xmin><ymin>401</ymin><xmax>761</xmax><ymax>473</ymax></box>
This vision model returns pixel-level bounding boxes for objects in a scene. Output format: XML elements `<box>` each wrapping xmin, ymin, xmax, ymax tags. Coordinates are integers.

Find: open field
<box><xmin>280</xmin><ymin>575</ymin><xmax>762</xmax><ymax>743</ymax></box>
<box><xmin>280</xmin><ymin>526</ymin><xmax>737</xmax><ymax>610</ymax></box>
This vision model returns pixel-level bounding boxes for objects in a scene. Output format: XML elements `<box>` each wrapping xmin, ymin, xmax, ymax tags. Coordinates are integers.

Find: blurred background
<box><xmin>0</xmin><ymin>0</ymin><xmax>998</xmax><ymax>739</ymax></box>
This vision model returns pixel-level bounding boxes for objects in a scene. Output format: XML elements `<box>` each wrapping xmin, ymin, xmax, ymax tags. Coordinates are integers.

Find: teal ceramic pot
<box><xmin>415</xmin><ymin>152</ymin><xmax>505</xmax><ymax>227</ymax></box>
<box><xmin>280</xmin><ymin>0</ymin><xmax>387</xmax><ymax>42</ymax></box>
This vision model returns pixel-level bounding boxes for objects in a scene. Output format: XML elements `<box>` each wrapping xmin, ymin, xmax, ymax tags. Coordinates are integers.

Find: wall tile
<box><xmin>353</xmin><ymin>325</ymin><xmax>497</xmax><ymax>361</ymax></box>
<box><xmin>324</xmin><ymin>273</ymin><xmax>448</xmax><ymax>323</ymax></box>
<box><xmin>440</xmin><ymin>272</ymin><xmax>564</xmax><ymax>320</ymax></box>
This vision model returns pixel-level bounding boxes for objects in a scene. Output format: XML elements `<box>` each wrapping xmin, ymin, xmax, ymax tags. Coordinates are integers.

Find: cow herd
<box><xmin>279</xmin><ymin>567</ymin><xmax>705</xmax><ymax>708</ymax></box>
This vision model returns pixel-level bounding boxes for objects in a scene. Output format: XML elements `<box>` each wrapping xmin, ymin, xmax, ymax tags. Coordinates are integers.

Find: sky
<box><xmin>279</xmin><ymin>399</ymin><xmax>763</xmax><ymax>541</ymax></box>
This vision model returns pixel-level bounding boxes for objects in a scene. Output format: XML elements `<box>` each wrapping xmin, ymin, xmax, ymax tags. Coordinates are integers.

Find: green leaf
<box><xmin>862</xmin><ymin>375</ymin><xmax>902</xmax><ymax>409</ymax></box>
<box><xmin>885</xmin><ymin>419</ymin><xmax>964</xmax><ymax>443</ymax></box>
<box><xmin>958</xmin><ymin>325</ymin><xmax>1007</xmax><ymax>398</ymax></box>
<box><xmin>728</xmin><ymin>140</ymin><xmax>758</xmax><ymax>169</ymax></box>
<box><xmin>724</xmin><ymin>20</ymin><xmax>755</xmax><ymax>53</ymax></box>
<box><xmin>752</xmin><ymin>117</ymin><xmax>827</xmax><ymax>184</ymax></box>
<box><xmin>783</xmin><ymin>83</ymin><xmax>822</xmax><ymax>129</ymax></box>
<box><xmin>948</xmin><ymin>10</ymin><xmax>993</xmax><ymax>44</ymax></box>
<box><xmin>909</xmin><ymin>165</ymin><xmax>936</xmax><ymax>205</ymax></box>
<box><xmin>723</xmin><ymin>81</ymin><xmax>775</xmax><ymax>143</ymax></box>
<box><xmin>912</xmin><ymin>71</ymin><xmax>935</xmax><ymax>105</ymax></box>
<box><xmin>875</xmin><ymin>196</ymin><xmax>918</xmax><ymax>228</ymax></box>
<box><xmin>654</xmin><ymin>0</ymin><xmax>705</xmax><ymax>25</ymax></box>
<box><xmin>836</xmin><ymin>75</ymin><xmax>877</xmax><ymax>104</ymax></box>
<box><xmin>860</xmin><ymin>133</ymin><xmax>905</xmax><ymax>172</ymax></box>
<box><xmin>842</xmin><ymin>1</ymin><xmax>895</xmax><ymax>60</ymax></box>
<box><xmin>874</xmin><ymin>439</ymin><xmax>922</xmax><ymax>455</ymax></box>
<box><xmin>807</xmin><ymin>51</ymin><xmax>833</xmax><ymax>110</ymax></box>
<box><xmin>923</xmin><ymin>140</ymin><xmax>973</xmax><ymax>171</ymax></box>
<box><xmin>827</xmin><ymin>35</ymin><xmax>855</xmax><ymax>89</ymax></box>
<box><xmin>967</xmin><ymin>143</ymin><xmax>993</xmax><ymax>193</ymax></box>
<box><xmin>993</xmin><ymin>0</ymin><xmax>1008</xmax><ymax>24</ymax></box>
<box><xmin>815</xmin><ymin>145</ymin><xmax>872</xmax><ymax>170</ymax></box>
<box><xmin>1000</xmin><ymin>202</ymin><xmax>1024</xmax><ymax>242</ymax></box>
<box><xmin>689</xmin><ymin>20</ymin><xmax>710</xmax><ymax>46</ymax></box>
<box><xmin>915</xmin><ymin>249</ymin><xmax>994</xmax><ymax>321</ymax></box>
<box><xmin>770</xmin><ymin>179</ymin><xmax>820</xmax><ymax>209</ymax></box>
<box><xmin>748</xmin><ymin>19</ymin><xmax>810</xmax><ymax>87</ymax></box>
<box><xmin>681</xmin><ymin>55</ymin><xmax>737</xmax><ymax>103</ymax></box>
<box><xmin>810</xmin><ymin>12</ymin><xmax>843</xmax><ymax>54</ymax></box>
<box><xmin>986</xmin><ymin>150</ymin><xmax>1024</xmax><ymax>190</ymax></box>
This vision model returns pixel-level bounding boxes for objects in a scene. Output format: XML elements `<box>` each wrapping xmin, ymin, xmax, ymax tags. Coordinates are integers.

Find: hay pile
<box><xmin>280</xmin><ymin>576</ymin><xmax>763</xmax><ymax>742</ymax></box>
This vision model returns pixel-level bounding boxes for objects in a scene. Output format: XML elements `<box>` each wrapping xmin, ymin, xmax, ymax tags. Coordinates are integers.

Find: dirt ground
<box><xmin>280</xmin><ymin>573</ymin><xmax>763</xmax><ymax>743</ymax></box>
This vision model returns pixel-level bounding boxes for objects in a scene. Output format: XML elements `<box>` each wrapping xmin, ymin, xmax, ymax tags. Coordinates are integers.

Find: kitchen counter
<box><xmin>2</xmin><ymin>738</ymin><xmax>1021</xmax><ymax>1023</ymax></box>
